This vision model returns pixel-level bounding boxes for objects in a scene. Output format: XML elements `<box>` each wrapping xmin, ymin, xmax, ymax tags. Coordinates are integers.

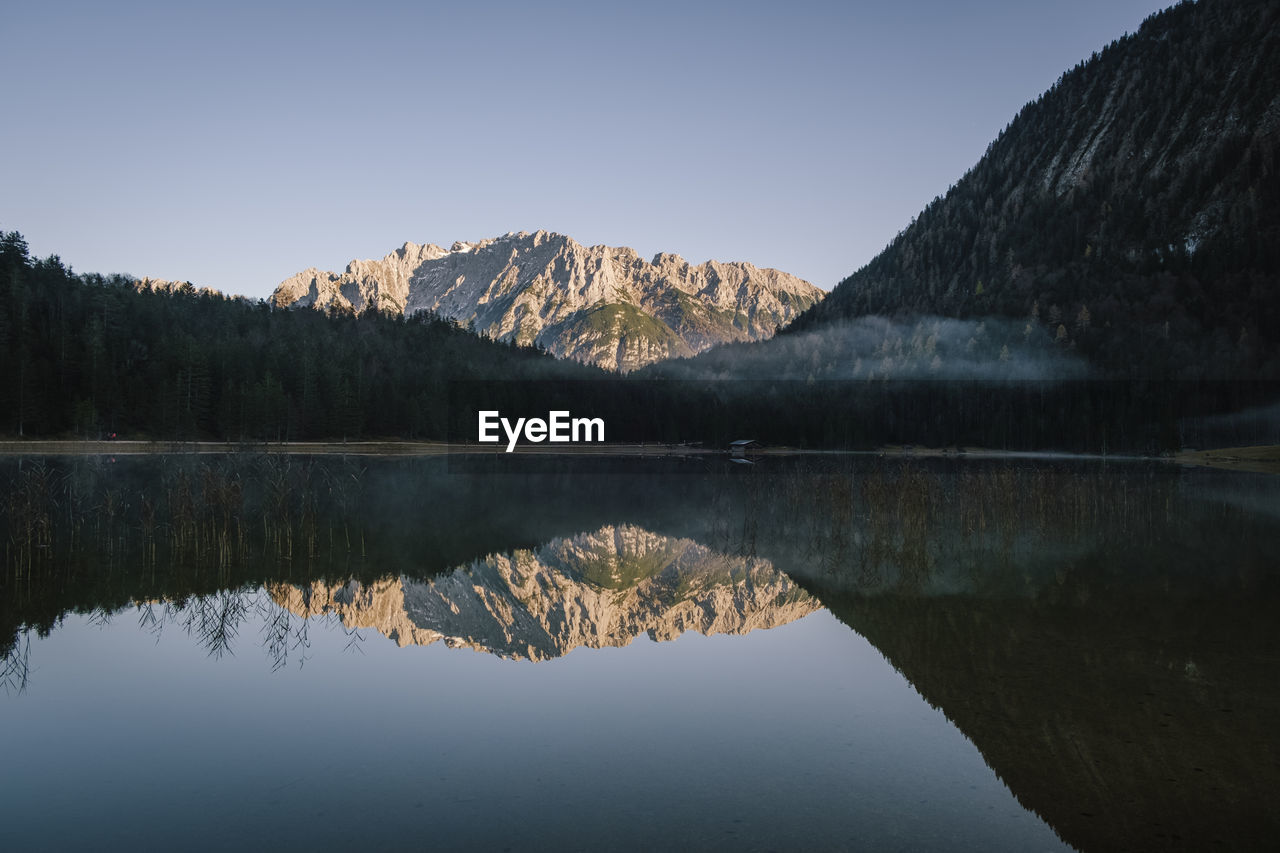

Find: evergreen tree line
<box><xmin>4</xmin><ymin>228</ymin><xmax>1276</xmax><ymax>451</ymax></box>
<box><xmin>0</xmin><ymin>230</ymin><xmax>601</xmax><ymax>441</ymax></box>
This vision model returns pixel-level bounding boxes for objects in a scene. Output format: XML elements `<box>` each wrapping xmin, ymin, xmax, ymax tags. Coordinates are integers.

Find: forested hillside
<box><xmin>791</xmin><ymin>0</ymin><xmax>1280</xmax><ymax>377</ymax></box>
<box><xmin>3</xmin><ymin>229</ymin><xmax>1275</xmax><ymax>450</ymax></box>
<box><xmin>0</xmin><ymin>231</ymin><xmax>600</xmax><ymax>440</ymax></box>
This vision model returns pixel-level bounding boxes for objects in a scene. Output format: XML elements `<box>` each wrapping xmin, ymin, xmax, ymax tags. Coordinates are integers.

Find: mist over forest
<box><xmin>642</xmin><ymin>315</ymin><xmax>1089</xmax><ymax>382</ymax></box>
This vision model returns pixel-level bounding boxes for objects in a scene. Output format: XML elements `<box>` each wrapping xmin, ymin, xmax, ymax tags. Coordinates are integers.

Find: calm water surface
<box><xmin>2</xmin><ymin>454</ymin><xmax>1276</xmax><ymax>852</ymax></box>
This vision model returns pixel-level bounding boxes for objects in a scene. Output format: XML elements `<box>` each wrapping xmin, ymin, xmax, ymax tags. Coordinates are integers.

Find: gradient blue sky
<box><xmin>2</xmin><ymin>0</ymin><xmax>1171</xmax><ymax>298</ymax></box>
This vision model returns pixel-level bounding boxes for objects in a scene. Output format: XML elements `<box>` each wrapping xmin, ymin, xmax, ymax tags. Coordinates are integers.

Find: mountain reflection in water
<box><xmin>271</xmin><ymin>525</ymin><xmax>816</xmax><ymax>660</ymax></box>
<box><xmin>2</xmin><ymin>454</ymin><xmax>1277</xmax><ymax>852</ymax></box>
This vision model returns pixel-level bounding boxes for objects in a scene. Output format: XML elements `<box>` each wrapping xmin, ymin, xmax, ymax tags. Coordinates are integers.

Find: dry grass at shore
<box><xmin>1174</xmin><ymin>445</ymin><xmax>1280</xmax><ymax>474</ymax></box>
<box><xmin>2</xmin><ymin>439</ymin><xmax>1277</xmax><ymax>473</ymax></box>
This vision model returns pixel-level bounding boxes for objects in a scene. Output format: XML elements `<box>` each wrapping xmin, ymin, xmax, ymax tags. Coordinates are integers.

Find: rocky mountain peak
<box><xmin>271</xmin><ymin>231</ymin><xmax>823</xmax><ymax>371</ymax></box>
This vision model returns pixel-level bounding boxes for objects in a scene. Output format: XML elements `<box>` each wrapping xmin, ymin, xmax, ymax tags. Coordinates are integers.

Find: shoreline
<box><xmin>0</xmin><ymin>439</ymin><xmax>721</xmax><ymax>457</ymax></box>
<box><xmin>0</xmin><ymin>439</ymin><xmax>1276</xmax><ymax>472</ymax></box>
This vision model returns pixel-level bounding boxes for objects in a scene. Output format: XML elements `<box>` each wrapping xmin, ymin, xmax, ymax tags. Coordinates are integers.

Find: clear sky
<box><xmin>2</xmin><ymin>0</ymin><xmax>1172</xmax><ymax>298</ymax></box>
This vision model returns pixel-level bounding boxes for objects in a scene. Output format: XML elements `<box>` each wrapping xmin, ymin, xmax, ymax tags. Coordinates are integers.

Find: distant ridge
<box><xmin>272</xmin><ymin>230</ymin><xmax>823</xmax><ymax>371</ymax></box>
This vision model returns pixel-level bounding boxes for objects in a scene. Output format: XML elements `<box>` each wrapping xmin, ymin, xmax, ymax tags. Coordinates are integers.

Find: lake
<box><xmin>2</xmin><ymin>454</ymin><xmax>1277</xmax><ymax>851</ymax></box>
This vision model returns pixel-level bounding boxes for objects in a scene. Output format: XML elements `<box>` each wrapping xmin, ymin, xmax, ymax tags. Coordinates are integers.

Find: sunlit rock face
<box><xmin>267</xmin><ymin>525</ymin><xmax>818</xmax><ymax>660</ymax></box>
<box><xmin>271</xmin><ymin>231</ymin><xmax>823</xmax><ymax>372</ymax></box>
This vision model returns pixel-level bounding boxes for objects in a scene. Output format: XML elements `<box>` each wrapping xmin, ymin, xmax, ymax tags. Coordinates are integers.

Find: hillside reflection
<box><xmin>729</xmin><ymin>464</ymin><xmax>1280</xmax><ymax>853</ymax></box>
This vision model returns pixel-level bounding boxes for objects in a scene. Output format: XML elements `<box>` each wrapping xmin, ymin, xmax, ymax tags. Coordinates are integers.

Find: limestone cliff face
<box><xmin>267</xmin><ymin>524</ymin><xmax>818</xmax><ymax>661</ymax></box>
<box><xmin>271</xmin><ymin>231</ymin><xmax>823</xmax><ymax>371</ymax></box>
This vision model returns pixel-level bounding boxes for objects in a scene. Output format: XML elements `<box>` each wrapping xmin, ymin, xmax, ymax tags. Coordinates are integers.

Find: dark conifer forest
<box><xmin>788</xmin><ymin>0</ymin><xmax>1280</xmax><ymax>378</ymax></box>
<box><xmin>0</xmin><ymin>230</ymin><xmax>601</xmax><ymax>441</ymax></box>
